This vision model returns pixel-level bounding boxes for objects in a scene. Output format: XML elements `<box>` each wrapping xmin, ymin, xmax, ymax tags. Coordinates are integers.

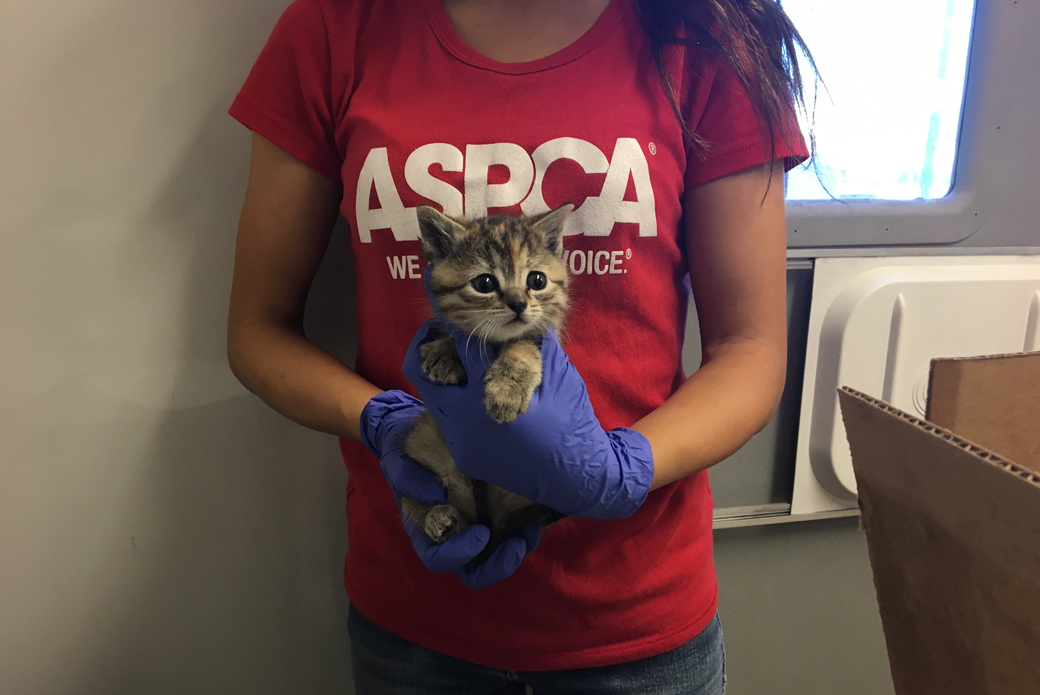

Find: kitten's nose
<box><xmin>506</xmin><ymin>297</ymin><xmax>527</xmax><ymax>316</ymax></box>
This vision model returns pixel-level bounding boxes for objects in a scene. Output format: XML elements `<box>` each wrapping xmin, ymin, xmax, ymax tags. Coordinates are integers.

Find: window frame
<box><xmin>785</xmin><ymin>0</ymin><xmax>984</xmax><ymax>248</ymax></box>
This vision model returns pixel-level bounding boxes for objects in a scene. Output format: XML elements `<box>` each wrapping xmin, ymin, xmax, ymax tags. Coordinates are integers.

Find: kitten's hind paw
<box><xmin>425</xmin><ymin>504</ymin><xmax>464</xmax><ymax>543</ymax></box>
<box><xmin>420</xmin><ymin>337</ymin><xmax>467</xmax><ymax>385</ymax></box>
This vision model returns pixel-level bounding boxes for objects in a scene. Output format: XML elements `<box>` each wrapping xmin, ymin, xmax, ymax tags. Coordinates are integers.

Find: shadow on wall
<box><xmin>64</xmin><ymin>106</ymin><xmax>360</xmax><ymax>692</ymax></box>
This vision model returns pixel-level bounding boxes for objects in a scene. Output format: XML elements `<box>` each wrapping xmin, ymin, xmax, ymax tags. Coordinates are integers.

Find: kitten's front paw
<box><xmin>420</xmin><ymin>338</ymin><xmax>467</xmax><ymax>385</ymax></box>
<box><xmin>483</xmin><ymin>363</ymin><xmax>538</xmax><ymax>423</ymax></box>
<box><xmin>425</xmin><ymin>504</ymin><xmax>464</xmax><ymax>543</ymax></box>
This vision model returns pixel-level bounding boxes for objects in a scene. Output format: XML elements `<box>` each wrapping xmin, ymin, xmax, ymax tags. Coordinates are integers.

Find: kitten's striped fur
<box><xmin>401</xmin><ymin>204</ymin><xmax>573</xmax><ymax>569</ymax></box>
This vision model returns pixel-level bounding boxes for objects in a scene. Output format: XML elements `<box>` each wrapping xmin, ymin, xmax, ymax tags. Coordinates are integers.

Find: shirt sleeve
<box><xmin>228</xmin><ymin>0</ymin><xmax>343</xmax><ymax>181</ymax></box>
<box><xmin>683</xmin><ymin>54</ymin><xmax>809</xmax><ymax>190</ymax></box>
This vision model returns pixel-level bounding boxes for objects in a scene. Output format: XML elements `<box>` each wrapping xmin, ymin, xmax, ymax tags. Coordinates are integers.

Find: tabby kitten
<box><xmin>401</xmin><ymin>204</ymin><xmax>573</xmax><ymax>568</ymax></box>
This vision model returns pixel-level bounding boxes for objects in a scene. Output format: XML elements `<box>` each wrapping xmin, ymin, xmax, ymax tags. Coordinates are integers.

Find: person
<box><xmin>226</xmin><ymin>0</ymin><xmax>813</xmax><ymax>692</ymax></box>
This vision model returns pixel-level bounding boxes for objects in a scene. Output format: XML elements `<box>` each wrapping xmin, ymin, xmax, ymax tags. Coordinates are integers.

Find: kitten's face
<box><xmin>417</xmin><ymin>205</ymin><xmax>572</xmax><ymax>343</ymax></box>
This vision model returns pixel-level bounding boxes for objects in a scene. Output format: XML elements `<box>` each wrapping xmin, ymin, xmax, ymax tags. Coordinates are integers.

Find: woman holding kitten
<box><xmin>227</xmin><ymin>0</ymin><xmax>812</xmax><ymax>692</ymax></box>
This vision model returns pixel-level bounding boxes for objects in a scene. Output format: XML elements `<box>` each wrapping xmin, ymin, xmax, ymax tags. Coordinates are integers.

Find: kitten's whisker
<box><xmin>463</xmin><ymin>317</ymin><xmax>496</xmax><ymax>368</ymax></box>
<box><xmin>478</xmin><ymin>321</ymin><xmax>494</xmax><ymax>364</ymax></box>
<box><xmin>464</xmin><ymin>324</ymin><xmax>478</xmax><ymax>360</ymax></box>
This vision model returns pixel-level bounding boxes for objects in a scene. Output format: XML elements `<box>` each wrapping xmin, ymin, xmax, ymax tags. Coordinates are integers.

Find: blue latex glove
<box><xmin>359</xmin><ymin>390</ymin><xmax>541</xmax><ymax>588</ymax></box>
<box><xmin>401</xmin><ymin>314</ymin><xmax>656</xmax><ymax>520</ymax></box>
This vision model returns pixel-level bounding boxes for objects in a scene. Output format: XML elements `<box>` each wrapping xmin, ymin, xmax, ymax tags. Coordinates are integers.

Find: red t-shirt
<box><xmin>230</xmin><ymin>0</ymin><xmax>807</xmax><ymax>671</ymax></box>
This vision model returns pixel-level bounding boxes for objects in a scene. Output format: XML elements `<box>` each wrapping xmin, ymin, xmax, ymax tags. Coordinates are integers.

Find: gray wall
<box><xmin>715</xmin><ymin>520</ymin><xmax>893</xmax><ymax>695</ymax></box>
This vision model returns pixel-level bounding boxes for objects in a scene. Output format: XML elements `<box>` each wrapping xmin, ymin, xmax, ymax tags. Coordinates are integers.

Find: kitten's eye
<box><xmin>527</xmin><ymin>271</ymin><xmax>548</xmax><ymax>291</ymax></box>
<box><xmin>471</xmin><ymin>274</ymin><xmax>499</xmax><ymax>293</ymax></box>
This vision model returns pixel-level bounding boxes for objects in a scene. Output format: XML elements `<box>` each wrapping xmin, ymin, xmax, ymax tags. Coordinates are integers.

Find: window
<box><xmin>784</xmin><ymin>0</ymin><xmax>977</xmax><ymax>201</ymax></box>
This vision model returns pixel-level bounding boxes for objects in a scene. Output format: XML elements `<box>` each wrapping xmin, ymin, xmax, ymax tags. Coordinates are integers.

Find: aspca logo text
<box><xmin>356</xmin><ymin>137</ymin><xmax>656</xmax><ymax>243</ymax></box>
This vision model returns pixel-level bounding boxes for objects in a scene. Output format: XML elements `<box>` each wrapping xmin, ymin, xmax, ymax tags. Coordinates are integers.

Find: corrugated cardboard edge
<box><xmin>839</xmin><ymin>386</ymin><xmax>1040</xmax><ymax>695</ymax></box>
<box><xmin>844</xmin><ymin>386</ymin><xmax>1040</xmax><ymax>488</ymax></box>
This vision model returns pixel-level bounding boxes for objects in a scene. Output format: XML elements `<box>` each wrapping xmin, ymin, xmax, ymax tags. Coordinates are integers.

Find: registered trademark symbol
<box><xmin>648</xmin><ymin>142</ymin><xmax>657</xmax><ymax>155</ymax></box>
<box><xmin>625</xmin><ymin>248</ymin><xmax>633</xmax><ymax>260</ymax></box>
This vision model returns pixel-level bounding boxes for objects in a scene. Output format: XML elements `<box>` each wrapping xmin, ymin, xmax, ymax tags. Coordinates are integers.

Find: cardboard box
<box><xmin>838</xmin><ymin>352</ymin><xmax>1040</xmax><ymax>695</ymax></box>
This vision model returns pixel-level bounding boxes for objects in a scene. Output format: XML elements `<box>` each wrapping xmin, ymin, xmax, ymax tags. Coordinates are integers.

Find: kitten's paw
<box><xmin>420</xmin><ymin>338</ymin><xmax>467</xmax><ymax>385</ymax></box>
<box><xmin>425</xmin><ymin>504</ymin><xmax>463</xmax><ymax>543</ymax></box>
<box><xmin>483</xmin><ymin>364</ymin><xmax>538</xmax><ymax>423</ymax></box>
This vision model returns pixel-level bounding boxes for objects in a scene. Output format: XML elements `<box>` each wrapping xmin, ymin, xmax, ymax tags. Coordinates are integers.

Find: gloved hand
<box><xmin>360</xmin><ymin>390</ymin><xmax>541</xmax><ymax>588</ymax></box>
<box><xmin>401</xmin><ymin>314</ymin><xmax>656</xmax><ymax>520</ymax></box>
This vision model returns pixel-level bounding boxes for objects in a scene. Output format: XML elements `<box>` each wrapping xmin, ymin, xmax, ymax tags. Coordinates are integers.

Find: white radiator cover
<box><xmin>792</xmin><ymin>255</ymin><xmax>1040</xmax><ymax>515</ymax></box>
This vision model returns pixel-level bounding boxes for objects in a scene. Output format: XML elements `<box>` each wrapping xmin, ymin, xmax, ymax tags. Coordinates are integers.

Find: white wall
<box><xmin>1</xmin><ymin>2</ymin><xmax>356</xmax><ymax>692</ymax></box>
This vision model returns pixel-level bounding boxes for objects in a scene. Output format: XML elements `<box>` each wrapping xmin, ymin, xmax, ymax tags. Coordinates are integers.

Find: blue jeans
<box><xmin>348</xmin><ymin>605</ymin><xmax>726</xmax><ymax>695</ymax></box>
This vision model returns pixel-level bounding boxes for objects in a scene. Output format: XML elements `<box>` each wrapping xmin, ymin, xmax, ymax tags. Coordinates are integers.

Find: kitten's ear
<box><xmin>416</xmin><ymin>205</ymin><xmax>464</xmax><ymax>261</ymax></box>
<box><xmin>531</xmin><ymin>203</ymin><xmax>574</xmax><ymax>256</ymax></box>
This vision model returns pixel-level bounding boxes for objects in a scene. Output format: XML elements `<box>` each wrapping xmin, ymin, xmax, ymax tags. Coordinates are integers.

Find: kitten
<box><xmin>400</xmin><ymin>204</ymin><xmax>574</xmax><ymax>569</ymax></box>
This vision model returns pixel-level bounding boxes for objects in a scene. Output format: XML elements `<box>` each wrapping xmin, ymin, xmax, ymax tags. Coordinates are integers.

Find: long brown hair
<box><xmin>636</xmin><ymin>0</ymin><xmax>818</xmax><ymax>165</ymax></box>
